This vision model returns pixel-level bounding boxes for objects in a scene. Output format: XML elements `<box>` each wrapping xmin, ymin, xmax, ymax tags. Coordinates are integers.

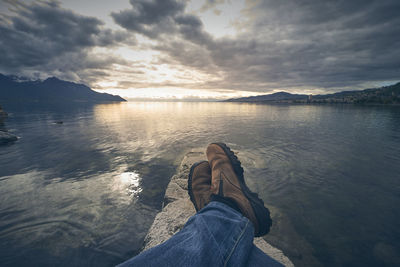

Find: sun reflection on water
<box><xmin>112</xmin><ymin>171</ymin><xmax>142</xmax><ymax>200</ymax></box>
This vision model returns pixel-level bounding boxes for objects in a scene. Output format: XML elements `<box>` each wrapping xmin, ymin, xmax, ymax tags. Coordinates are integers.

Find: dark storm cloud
<box><xmin>114</xmin><ymin>0</ymin><xmax>400</xmax><ymax>92</ymax></box>
<box><xmin>112</xmin><ymin>0</ymin><xmax>213</xmax><ymax>45</ymax></box>
<box><xmin>111</xmin><ymin>0</ymin><xmax>184</xmax><ymax>38</ymax></box>
<box><xmin>0</xmin><ymin>0</ymin><xmax>132</xmax><ymax>82</ymax></box>
<box><xmin>229</xmin><ymin>0</ymin><xmax>400</xmax><ymax>89</ymax></box>
<box><xmin>215</xmin><ymin>0</ymin><xmax>400</xmax><ymax>90</ymax></box>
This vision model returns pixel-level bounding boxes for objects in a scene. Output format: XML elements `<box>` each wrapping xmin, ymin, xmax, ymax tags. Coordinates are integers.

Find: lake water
<box><xmin>0</xmin><ymin>102</ymin><xmax>399</xmax><ymax>266</ymax></box>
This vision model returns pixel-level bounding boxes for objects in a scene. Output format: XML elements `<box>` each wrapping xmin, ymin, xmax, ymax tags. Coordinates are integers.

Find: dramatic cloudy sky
<box><xmin>1</xmin><ymin>0</ymin><xmax>399</xmax><ymax>99</ymax></box>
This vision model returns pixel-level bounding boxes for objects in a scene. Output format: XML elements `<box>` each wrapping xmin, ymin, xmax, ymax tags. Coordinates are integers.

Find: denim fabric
<box><xmin>118</xmin><ymin>201</ymin><xmax>284</xmax><ymax>267</ymax></box>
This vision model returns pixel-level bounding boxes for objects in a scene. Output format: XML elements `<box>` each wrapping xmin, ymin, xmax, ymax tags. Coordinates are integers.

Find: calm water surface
<box><xmin>0</xmin><ymin>102</ymin><xmax>399</xmax><ymax>266</ymax></box>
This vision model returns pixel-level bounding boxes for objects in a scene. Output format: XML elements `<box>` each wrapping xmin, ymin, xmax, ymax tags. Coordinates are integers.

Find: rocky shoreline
<box><xmin>141</xmin><ymin>148</ymin><xmax>294</xmax><ymax>266</ymax></box>
<box><xmin>0</xmin><ymin>105</ymin><xmax>7</xmax><ymax>119</ymax></box>
<box><xmin>0</xmin><ymin>105</ymin><xmax>18</xmax><ymax>145</ymax></box>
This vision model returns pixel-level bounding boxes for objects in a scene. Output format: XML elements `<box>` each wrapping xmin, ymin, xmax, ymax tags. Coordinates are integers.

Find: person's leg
<box><xmin>116</xmin><ymin>201</ymin><xmax>251</xmax><ymax>267</ymax></box>
<box><xmin>118</xmin><ymin>143</ymin><xmax>283</xmax><ymax>266</ymax></box>
<box><xmin>118</xmin><ymin>201</ymin><xmax>281</xmax><ymax>267</ymax></box>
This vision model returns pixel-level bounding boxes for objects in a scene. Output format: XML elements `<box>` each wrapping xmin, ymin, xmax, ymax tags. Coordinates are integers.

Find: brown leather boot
<box><xmin>188</xmin><ymin>161</ymin><xmax>212</xmax><ymax>212</ymax></box>
<box><xmin>206</xmin><ymin>143</ymin><xmax>272</xmax><ymax>237</ymax></box>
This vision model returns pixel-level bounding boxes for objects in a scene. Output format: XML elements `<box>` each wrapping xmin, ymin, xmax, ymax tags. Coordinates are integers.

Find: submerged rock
<box><xmin>0</xmin><ymin>105</ymin><xmax>7</xmax><ymax>119</ymax></box>
<box><xmin>142</xmin><ymin>148</ymin><xmax>294</xmax><ymax>267</ymax></box>
<box><xmin>0</xmin><ymin>105</ymin><xmax>17</xmax><ymax>145</ymax></box>
<box><xmin>0</xmin><ymin>130</ymin><xmax>18</xmax><ymax>145</ymax></box>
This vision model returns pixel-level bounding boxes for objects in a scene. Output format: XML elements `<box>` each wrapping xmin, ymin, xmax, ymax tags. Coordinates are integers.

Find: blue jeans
<box><xmin>118</xmin><ymin>201</ymin><xmax>284</xmax><ymax>267</ymax></box>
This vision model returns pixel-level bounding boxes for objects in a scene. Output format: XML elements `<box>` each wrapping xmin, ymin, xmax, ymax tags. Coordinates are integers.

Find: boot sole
<box><xmin>188</xmin><ymin>160</ymin><xmax>208</xmax><ymax>212</ymax></box>
<box><xmin>212</xmin><ymin>143</ymin><xmax>272</xmax><ymax>236</ymax></box>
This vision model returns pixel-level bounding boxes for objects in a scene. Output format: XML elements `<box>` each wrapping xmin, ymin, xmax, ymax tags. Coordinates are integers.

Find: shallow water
<box><xmin>1</xmin><ymin>102</ymin><xmax>399</xmax><ymax>266</ymax></box>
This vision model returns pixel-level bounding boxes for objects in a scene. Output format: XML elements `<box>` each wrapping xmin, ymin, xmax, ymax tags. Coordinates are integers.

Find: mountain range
<box><xmin>0</xmin><ymin>74</ymin><xmax>126</xmax><ymax>103</ymax></box>
<box><xmin>225</xmin><ymin>82</ymin><xmax>400</xmax><ymax>104</ymax></box>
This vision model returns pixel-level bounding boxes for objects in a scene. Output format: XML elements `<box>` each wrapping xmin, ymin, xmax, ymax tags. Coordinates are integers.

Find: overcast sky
<box><xmin>1</xmin><ymin>0</ymin><xmax>399</xmax><ymax>99</ymax></box>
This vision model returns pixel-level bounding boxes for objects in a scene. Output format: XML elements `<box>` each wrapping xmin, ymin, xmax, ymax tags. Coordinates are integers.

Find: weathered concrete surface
<box><xmin>142</xmin><ymin>148</ymin><xmax>294</xmax><ymax>267</ymax></box>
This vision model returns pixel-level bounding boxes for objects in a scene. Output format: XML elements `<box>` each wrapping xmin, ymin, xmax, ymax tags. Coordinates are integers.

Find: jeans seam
<box><xmin>223</xmin><ymin>219</ymin><xmax>250</xmax><ymax>267</ymax></box>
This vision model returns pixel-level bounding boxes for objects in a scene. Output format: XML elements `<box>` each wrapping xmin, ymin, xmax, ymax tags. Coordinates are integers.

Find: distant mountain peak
<box><xmin>226</xmin><ymin>91</ymin><xmax>307</xmax><ymax>102</ymax></box>
<box><xmin>44</xmin><ymin>76</ymin><xmax>61</xmax><ymax>82</ymax></box>
<box><xmin>0</xmin><ymin>73</ymin><xmax>126</xmax><ymax>103</ymax></box>
<box><xmin>271</xmin><ymin>91</ymin><xmax>293</xmax><ymax>96</ymax></box>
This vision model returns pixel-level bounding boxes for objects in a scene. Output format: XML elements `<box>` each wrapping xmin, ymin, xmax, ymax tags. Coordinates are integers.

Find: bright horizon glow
<box><xmin>94</xmin><ymin>80</ymin><xmax>400</xmax><ymax>100</ymax></box>
<box><xmin>96</xmin><ymin>87</ymin><xmax>267</xmax><ymax>100</ymax></box>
